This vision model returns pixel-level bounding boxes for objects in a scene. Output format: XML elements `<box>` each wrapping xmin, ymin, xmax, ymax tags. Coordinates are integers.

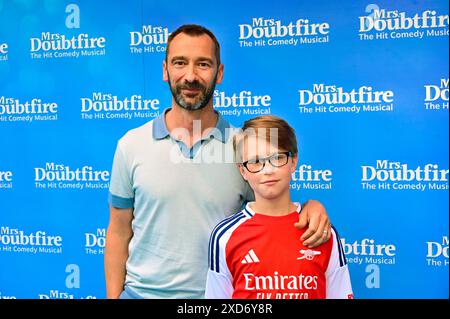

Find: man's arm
<box><xmin>295</xmin><ymin>200</ymin><xmax>331</xmax><ymax>248</ymax></box>
<box><xmin>104</xmin><ymin>206</ymin><xmax>133</xmax><ymax>299</ymax></box>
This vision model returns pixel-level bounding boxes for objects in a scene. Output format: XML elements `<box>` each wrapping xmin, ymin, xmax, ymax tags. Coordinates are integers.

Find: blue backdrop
<box><xmin>0</xmin><ymin>0</ymin><xmax>448</xmax><ymax>299</ymax></box>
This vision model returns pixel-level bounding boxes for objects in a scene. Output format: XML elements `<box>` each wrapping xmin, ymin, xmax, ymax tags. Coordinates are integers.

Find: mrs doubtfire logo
<box><xmin>29</xmin><ymin>32</ymin><xmax>106</xmax><ymax>59</ymax></box>
<box><xmin>297</xmin><ymin>84</ymin><xmax>394</xmax><ymax>114</ymax></box>
<box><xmin>85</xmin><ymin>228</ymin><xmax>105</xmax><ymax>255</ymax></box>
<box><xmin>29</xmin><ymin>4</ymin><xmax>106</xmax><ymax>59</ymax></box>
<box><xmin>238</xmin><ymin>17</ymin><xmax>330</xmax><ymax>48</ymax></box>
<box><xmin>0</xmin><ymin>42</ymin><xmax>8</xmax><ymax>61</ymax></box>
<box><xmin>129</xmin><ymin>25</ymin><xmax>169</xmax><ymax>54</ymax></box>
<box><xmin>0</xmin><ymin>226</ymin><xmax>63</xmax><ymax>254</ymax></box>
<box><xmin>424</xmin><ymin>78</ymin><xmax>449</xmax><ymax>111</ymax></box>
<box><xmin>359</xmin><ymin>5</ymin><xmax>449</xmax><ymax>41</ymax></box>
<box><xmin>342</xmin><ymin>238</ymin><xmax>396</xmax><ymax>266</ymax></box>
<box><xmin>34</xmin><ymin>162</ymin><xmax>110</xmax><ymax>191</ymax></box>
<box><xmin>0</xmin><ymin>96</ymin><xmax>58</xmax><ymax>123</ymax></box>
<box><xmin>0</xmin><ymin>170</ymin><xmax>13</xmax><ymax>189</ymax></box>
<box><xmin>426</xmin><ymin>236</ymin><xmax>449</xmax><ymax>267</ymax></box>
<box><xmin>213</xmin><ymin>90</ymin><xmax>271</xmax><ymax>117</ymax></box>
<box><xmin>290</xmin><ymin>164</ymin><xmax>333</xmax><ymax>191</ymax></box>
<box><xmin>361</xmin><ymin>160</ymin><xmax>449</xmax><ymax>191</ymax></box>
<box><xmin>80</xmin><ymin>92</ymin><xmax>160</xmax><ymax>120</ymax></box>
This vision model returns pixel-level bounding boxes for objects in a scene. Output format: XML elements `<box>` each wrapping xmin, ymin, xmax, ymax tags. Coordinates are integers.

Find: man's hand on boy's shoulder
<box><xmin>295</xmin><ymin>200</ymin><xmax>332</xmax><ymax>248</ymax></box>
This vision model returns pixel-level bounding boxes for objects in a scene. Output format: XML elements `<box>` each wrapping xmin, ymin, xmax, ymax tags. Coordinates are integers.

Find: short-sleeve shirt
<box><xmin>205</xmin><ymin>203</ymin><xmax>353</xmax><ymax>299</ymax></box>
<box><xmin>109</xmin><ymin>109</ymin><xmax>254</xmax><ymax>298</ymax></box>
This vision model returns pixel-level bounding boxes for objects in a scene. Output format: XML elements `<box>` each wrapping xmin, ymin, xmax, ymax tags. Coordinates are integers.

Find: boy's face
<box><xmin>239</xmin><ymin>135</ymin><xmax>297</xmax><ymax>201</ymax></box>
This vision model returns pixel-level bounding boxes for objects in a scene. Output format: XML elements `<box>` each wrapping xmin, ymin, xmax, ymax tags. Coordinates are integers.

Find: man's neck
<box><xmin>165</xmin><ymin>103</ymin><xmax>218</xmax><ymax>148</ymax></box>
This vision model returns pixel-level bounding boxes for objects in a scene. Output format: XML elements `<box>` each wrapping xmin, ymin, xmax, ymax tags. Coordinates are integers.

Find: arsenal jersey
<box><xmin>205</xmin><ymin>203</ymin><xmax>353</xmax><ymax>299</ymax></box>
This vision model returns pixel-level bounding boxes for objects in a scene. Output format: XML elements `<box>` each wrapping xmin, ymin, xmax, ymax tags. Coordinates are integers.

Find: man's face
<box><xmin>163</xmin><ymin>33</ymin><xmax>224</xmax><ymax>111</ymax></box>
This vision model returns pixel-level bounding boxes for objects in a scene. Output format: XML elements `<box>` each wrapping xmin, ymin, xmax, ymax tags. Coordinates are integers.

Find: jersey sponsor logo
<box><xmin>243</xmin><ymin>271</ymin><xmax>318</xmax><ymax>291</ymax></box>
<box><xmin>297</xmin><ymin>249</ymin><xmax>321</xmax><ymax>260</ymax></box>
<box><xmin>241</xmin><ymin>249</ymin><xmax>260</xmax><ymax>264</ymax></box>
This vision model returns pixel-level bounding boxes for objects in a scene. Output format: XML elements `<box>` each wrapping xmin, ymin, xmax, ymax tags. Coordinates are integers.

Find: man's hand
<box><xmin>295</xmin><ymin>200</ymin><xmax>331</xmax><ymax>248</ymax></box>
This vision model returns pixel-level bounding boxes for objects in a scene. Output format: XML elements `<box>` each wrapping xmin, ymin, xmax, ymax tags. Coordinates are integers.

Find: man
<box><xmin>105</xmin><ymin>24</ymin><xmax>331</xmax><ymax>299</ymax></box>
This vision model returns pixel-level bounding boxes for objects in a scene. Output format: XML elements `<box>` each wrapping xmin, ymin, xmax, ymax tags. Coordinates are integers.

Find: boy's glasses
<box><xmin>242</xmin><ymin>152</ymin><xmax>292</xmax><ymax>173</ymax></box>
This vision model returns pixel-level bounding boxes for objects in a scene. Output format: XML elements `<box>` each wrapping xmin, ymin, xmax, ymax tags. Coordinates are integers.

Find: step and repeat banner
<box><xmin>0</xmin><ymin>0</ymin><xmax>448</xmax><ymax>299</ymax></box>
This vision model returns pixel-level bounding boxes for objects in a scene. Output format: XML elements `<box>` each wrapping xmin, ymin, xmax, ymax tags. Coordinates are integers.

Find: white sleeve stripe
<box><xmin>331</xmin><ymin>225</ymin><xmax>347</xmax><ymax>267</ymax></box>
<box><xmin>209</xmin><ymin>212</ymin><xmax>249</xmax><ymax>273</ymax></box>
<box><xmin>325</xmin><ymin>227</ymin><xmax>353</xmax><ymax>298</ymax></box>
<box><xmin>208</xmin><ymin>212</ymin><xmax>244</xmax><ymax>270</ymax></box>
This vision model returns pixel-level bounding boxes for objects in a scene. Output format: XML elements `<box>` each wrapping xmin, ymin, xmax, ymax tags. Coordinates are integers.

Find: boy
<box><xmin>205</xmin><ymin>115</ymin><xmax>353</xmax><ymax>299</ymax></box>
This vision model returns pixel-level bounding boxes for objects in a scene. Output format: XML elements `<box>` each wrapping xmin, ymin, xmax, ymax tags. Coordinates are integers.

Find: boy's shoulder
<box><xmin>210</xmin><ymin>209</ymin><xmax>254</xmax><ymax>241</ymax></box>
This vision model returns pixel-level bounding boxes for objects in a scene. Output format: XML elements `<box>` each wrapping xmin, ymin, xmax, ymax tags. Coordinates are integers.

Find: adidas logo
<box><xmin>241</xmin><ymin>249</ymin><xmax>260</xmax><ymax>264</ymax></box>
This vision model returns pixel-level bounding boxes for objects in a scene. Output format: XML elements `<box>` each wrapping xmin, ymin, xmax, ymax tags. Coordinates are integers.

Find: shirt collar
<box><xmin>152</xmin><ymin>108</ymin><xmax>171</xmax><ymax>140</ymax></box>
<box><xmin>245</xmin><ymin>202</ymin><xmax>302</xmax><ymax>216</ymax></box>
<box><xmin>212</xmin><ymin>111</ymin><xmax>230</xmax><ymax>143</ymax></box>
<box><xmin>152</xmin><ymin>108</ymin><xmax>231</xmax><ymax>143</ymax></box>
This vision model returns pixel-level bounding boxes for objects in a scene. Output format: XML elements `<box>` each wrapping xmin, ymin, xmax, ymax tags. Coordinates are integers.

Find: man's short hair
<box><xmin>166</xmin><ymin>24</ymin><xmax>221</xmax><ymax>66</ymax></box>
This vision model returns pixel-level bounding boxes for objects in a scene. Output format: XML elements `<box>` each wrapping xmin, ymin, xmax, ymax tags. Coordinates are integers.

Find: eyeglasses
<box><xmin>242</xmin><ymin>151</ymin><xmax>292</xmax><ymax>173</ymax></box>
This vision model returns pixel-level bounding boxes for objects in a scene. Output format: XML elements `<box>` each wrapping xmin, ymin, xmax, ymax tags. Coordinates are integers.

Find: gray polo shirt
<box><xmin>109</xmin><ymin>109</ymin><xmax>253</xmax><ymax>298</ymax></box>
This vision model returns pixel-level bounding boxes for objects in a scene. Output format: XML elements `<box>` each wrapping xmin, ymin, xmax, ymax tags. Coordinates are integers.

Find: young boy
<box><xmin>205</xmin><ymin>115</ymin><xmax>353</xmax><ymax>299</ymax></box>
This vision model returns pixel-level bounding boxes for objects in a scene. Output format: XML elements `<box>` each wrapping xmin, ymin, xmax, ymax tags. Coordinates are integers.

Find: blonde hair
<box><xmin>233</xmin><ymin>115</ymin><xmax>298</xmax><ymax>163</ymax></box>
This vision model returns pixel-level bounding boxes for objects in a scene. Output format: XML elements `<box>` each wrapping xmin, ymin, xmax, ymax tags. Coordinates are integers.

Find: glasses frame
<box><xmin>242</xmin><ymin>151</ymin><xmax>293</xmax><ymax>173</ymax></box>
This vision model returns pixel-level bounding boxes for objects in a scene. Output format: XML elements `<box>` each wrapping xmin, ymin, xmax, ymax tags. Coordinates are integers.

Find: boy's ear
<box><xmin>290</xmin><ymin>154</ymin><xmax>298</xmax><ymax>173</ymax></box>
<box><xmin>237</xmin><ymin>164</ymin><xmax>248</xmax><ymax>181</ymax></box>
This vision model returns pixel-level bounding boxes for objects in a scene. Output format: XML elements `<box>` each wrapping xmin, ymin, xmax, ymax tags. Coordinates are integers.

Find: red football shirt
<box><xmin>206</xmin><ymin>203</ymin><xmax>353</xmax><ymax>299</ymax></box>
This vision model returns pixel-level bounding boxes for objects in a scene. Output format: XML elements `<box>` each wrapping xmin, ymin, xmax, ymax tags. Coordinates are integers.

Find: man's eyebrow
<box><xmin>197</xmin><ymin>57</ymin><xmax>214</xmax><ymax>64</ymax></box>
<box><xmin>170</xmin><ymin>56</ymin><xmax>214</xmax><ymax>64</ymax></box>
<box><xmin>170</xmin><ymin>55</ymin><xmax>187</xmax><ymax>62</ymax></box>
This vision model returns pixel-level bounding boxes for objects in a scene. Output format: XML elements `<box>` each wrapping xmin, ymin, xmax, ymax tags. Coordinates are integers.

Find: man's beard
<box><xmin>167</xmin><ymin>72</ymin><xmax>217</xmax><ymax>111</ymax></box>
